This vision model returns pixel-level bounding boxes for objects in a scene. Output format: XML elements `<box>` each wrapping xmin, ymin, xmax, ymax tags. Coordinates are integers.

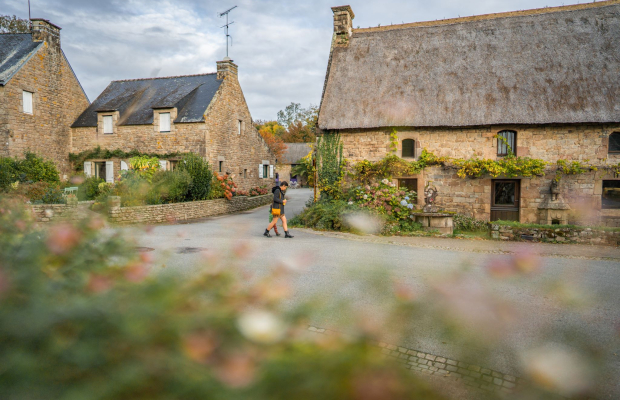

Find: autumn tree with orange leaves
<box><xmin>256</xmin><ymin>121</ymin><xmax>288</xmax><ymax>161</ymax></box>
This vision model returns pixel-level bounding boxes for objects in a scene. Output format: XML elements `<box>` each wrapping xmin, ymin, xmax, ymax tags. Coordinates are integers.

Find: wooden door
<box><xmin>491</xmin><ymin>180</ymin><xmax>520</xmax><ymax>222</ymax></box>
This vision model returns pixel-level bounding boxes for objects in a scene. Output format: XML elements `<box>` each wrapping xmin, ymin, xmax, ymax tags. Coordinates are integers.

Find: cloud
<box><xmin>0</xmin><ymin>0</ymin><xmax>579</xmax><ymax>120</ymax></box>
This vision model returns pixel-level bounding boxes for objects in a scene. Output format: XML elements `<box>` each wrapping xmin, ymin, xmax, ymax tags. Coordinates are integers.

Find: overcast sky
<box><xmin>2</xmin><ymin>0</ymin><xmax>579</xmax><ymax>120</ymax></box>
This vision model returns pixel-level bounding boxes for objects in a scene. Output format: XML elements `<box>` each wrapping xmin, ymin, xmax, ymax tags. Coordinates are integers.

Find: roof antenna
<box><xmin>219</xmin><ymin>5</ymin><xmax>237</xmax><ymax>59</ymax></box>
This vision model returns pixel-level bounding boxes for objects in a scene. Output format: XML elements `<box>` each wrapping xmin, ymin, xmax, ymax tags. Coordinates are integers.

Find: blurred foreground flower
<box><xmin>521</xmin><ymin>343</ymin><xmax>593</xmax><ymax>396</ymax></box>
<box><xmin>345</xmin><ymin>212</ymin><xmax>383</xmax><ymax>235</ymax></box>
<box><xmin>46</xmin><ymin>223</ymin><xmax>81</xmax><ymax>255</ymax></box>
<box><xmin>486</xmin><ymin>247</ymin><xmax>541</xmax><ymax>278</ymax></box>
<box><xmin>237</xmin><ymin>310</ymin><xmax>287</xmax><ymax>344</ymax></box>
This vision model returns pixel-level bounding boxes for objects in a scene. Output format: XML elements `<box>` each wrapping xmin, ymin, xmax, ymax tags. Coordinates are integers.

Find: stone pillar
<box><xmin>332</xmin><ymin>5</ymin><xmax>355</xmax><ymax>46</ymax></box>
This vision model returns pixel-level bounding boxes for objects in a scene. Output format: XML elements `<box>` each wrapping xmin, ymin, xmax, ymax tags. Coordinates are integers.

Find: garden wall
<box><xmin>490</xmin><ymin>223</ymin><xmax>620</xmax><ymax>246</ymax></box>
<box><xmin>31</xmin><ymin>201</ymin><xmax>94</xmax><ymax>223</ymax></box>
<box><xmin>108</xmin><ymin>195</ymin><xmax>272</xmax><ymax>225</ymax></box>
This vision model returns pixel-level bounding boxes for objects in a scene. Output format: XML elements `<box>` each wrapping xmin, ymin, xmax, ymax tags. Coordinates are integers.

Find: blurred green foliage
<box><xmin>177</xmin><ymin>153</ymin><xmax>213</xmax><ymax>201</ymax></box>
<box><xmin>0</xmin><ymin>153</ymin><xmax>59</xmax><ymax>190</ymax></box>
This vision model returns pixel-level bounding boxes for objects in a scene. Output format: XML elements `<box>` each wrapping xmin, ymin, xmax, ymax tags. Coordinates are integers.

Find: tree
<box><xmin>0</xmin><ymin>15</ymin><xmax>30</xmax><ymax>33</ymax></box>
<box><xmin>258</xmin><ymin>125</ymin><xmax>288</xmax><ymax>161</ymax></box>
<box><xmin>276</xmin><ymin>103</ymin><xmax>318</xmax><ymax>144</ymax></box>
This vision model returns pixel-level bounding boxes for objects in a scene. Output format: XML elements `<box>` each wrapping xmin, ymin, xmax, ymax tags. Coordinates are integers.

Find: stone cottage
<box><xmin>0</xmin><ymin>19</ymin><xmax>90</xmax><ymax>175</ymax></box>
<box><xmin>71</xmin><ymin>58</ymin><xmax>276</xmax><ymax>189</ymax></box>
<box><xmin>319</xmin><ymin>2</ymin><xmax>620</xmax><ymax>225</ymax></box>
<box><xmin>277</xmin><ymin>143</ymin><xmax>312</xmax><ymax>186</ymax></box>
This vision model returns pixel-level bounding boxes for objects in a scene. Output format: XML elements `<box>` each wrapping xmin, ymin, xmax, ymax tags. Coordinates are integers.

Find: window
<box><xmin>398</xmin><ymin>179</ymin><xmax>418</xmax><ymax>194</ymax></box>
<box><xmin>497</xmin><ymin>130</ymin><xmax>516</xmax><ymax>157</ymax></box>
<box><xmin>263</xmin><ymin>165</ymin><xmax>269</xmax><ymax>179</ymax></box>
<box><xmin>219</xmin><ymin>161</ymin><xmax>224</xmax><ymax>173</ymax></box>
<box><xmin>103</xmin><ymin>116</ymin><xmax>114</xmax><ymax>134</ymax></box>
<box><xmin>22</xmin><ymin>91</ymin><xmax>33</xmax><ymax>114</ymax></box>
<box><xmin>160</xmin><ymin>113</ymin><xmax>171</xmax><ymax>132</ymax></box>
<box><xmin>402</xmin><ymin>139</ymin><xmax>415</xmax><ymax>158</ymax></box>
<box><xmin>244</xmin><ymin>169</ymin><xmax>247</xmax><ymax>179</ymax></box>
<box><xmin>238</xmin><ymin>120</ymin><xmax>243</xmax><ymax>135</ymax></box>
<box><xmin>602</xmin><ymin>181</ymin><xmax>620</xmax><ymax>209</ymax></box>
<box><xmin>609</xmin><ymin>132</ymin><xmax>620</xmax><ymax>154</ymax></box>
<box><xmin>169</xmin><ymin>160</ymin><xmax>178</xmax><ymax>171</ymax></box>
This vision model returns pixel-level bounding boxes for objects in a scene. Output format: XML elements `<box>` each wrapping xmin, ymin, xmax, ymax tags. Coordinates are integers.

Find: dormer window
<box><xmin>103</xmin><ymin>115</ymin><xmax>114</xmax><ymax>134</ymax></box>
<box><xmin>160</xmin><ymin>112</ymin><xmax>171</xmax><ymax>133</ymax></box>
<box><xmin>22</xmin><ymin>91</ymin><xmax>33</xmax><ymax>114</ymax></box>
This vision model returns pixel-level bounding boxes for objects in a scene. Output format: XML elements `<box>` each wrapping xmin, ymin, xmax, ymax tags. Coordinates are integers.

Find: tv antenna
<box><xmin>28</xmin><ymin>0</ymin><xmax>32</xmax><ymax>31</ymax></box>
<box><xmin>219</xmin><ymin>5</ymin><xmax>237</xmax><ymax>58</ymax></box>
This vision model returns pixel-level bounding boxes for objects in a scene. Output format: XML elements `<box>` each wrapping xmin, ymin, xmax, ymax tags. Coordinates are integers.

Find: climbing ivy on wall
<box><xmin>69</xmin><ymin>147</ymin><xmax>187</xmax><ymax>172</ymax></box>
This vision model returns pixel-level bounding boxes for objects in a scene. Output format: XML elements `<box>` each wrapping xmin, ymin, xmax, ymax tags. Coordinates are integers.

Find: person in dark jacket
<box><xmin>264</xmin><ymin>181</ymin><xmax>293</xmax><ymax>238</ymax></box>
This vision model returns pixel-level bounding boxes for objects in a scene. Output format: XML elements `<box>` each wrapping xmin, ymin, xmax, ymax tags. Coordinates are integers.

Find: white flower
<box><xmin>237</xmin><ymin>310</ymin><xmax>287</xmax><ymax>344</ymax></box>
<box><xmin>381</xmin><ymin>179</ymin><xmax>389</xmax><ymax>185</ymax></box>
<box><xmin>363</xmin><ymin>194</ymin><xmax>368</xmax><ymax>199</ymax></box>
<box><xmin>348</xmin><ymin>201</ymin><xmax>353</xmax><ymax>205</ymax></box>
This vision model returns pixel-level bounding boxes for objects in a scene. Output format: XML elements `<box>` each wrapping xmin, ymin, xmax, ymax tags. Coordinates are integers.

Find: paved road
<box><xmin>132</xmin><ymin>189</ymin><xmax>620</xmax><ymax>398</ymax></box>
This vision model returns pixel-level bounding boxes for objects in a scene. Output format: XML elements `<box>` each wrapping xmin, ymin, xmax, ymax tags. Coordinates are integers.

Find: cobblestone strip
<box><xmin>308</xmin><ymin>326</ymin><xmax>529</xmax><ymax>396</ymax></box>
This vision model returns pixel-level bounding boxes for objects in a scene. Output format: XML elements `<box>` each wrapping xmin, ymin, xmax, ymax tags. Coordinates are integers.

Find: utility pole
<box><xmin>218</xmin><ymin>6</ymin><xmax>237</xmax><ymax>58</ymax></box>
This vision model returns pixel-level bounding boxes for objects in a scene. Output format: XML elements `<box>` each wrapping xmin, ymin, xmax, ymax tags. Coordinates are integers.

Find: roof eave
<box><xmin>0</xmin><ymin>42</ymin><xmax>43</xmax><ymax>87</ymax></box>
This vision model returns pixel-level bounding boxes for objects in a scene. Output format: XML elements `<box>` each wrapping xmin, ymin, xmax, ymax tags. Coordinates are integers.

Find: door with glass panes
<box><xmin>491</xmin><ymin>180</ymin><xmax>520</xmax><ymax>222</ymax></box>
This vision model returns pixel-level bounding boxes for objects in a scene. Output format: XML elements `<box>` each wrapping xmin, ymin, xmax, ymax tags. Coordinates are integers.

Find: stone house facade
<box><xmin>71</xmin><ymin>59</ymin><xmax>276</xmax><ymax>189</ymax></box>
<box><xmin>277</xmin><ymin>143</ymin><xmax>312</xmax><ymax>186</ymax></box>
<box><xmin>0</xmin><ymin>19</ymin><xmax>90</xmax><ymax>175</ymax></box>
<box><xmin>319</xmin><ymin>3</ymin><xmax>620</xmax><ymax>225</ymax></box>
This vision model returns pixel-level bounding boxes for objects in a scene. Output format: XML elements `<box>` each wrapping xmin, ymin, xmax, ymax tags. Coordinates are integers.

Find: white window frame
<box><xmin>159</xmin><ymin>160</ymin><xmax>168</xmax><ymax>171</ymax></box>
<box><xmin>269</xmin><ymin>165</ymin><xmax>274</xmax><ymax>179</ymax></box>
<box><xmin>103</xmin><ymin>115</ymin><xmax>114</xmax><ymax>134</ymax></box>
<box><xmin>238</xmin><ymin>120</ymin><xmax>243</xmax><ymax>135</ymax></box>
<box><xmin>23</xmin><ymin>91</ymin><xmax>33</xmax><ymax>114</ymax></box>
<box><xmin>105</xmin><ymin>161</ymin><xmax>114</xmax><ymax>183</ymax></box>
<box><xmin>160</xmin><ymin>112</ymin><xmax>171</xmax><ymax>133</ymax></box>
<box><xmin>258</xmin><ymin>164</ymin><xmax>263</xmax><ymax>178</ymax></box>
<box><xmin>84</xmin><ymin>162</ymin><xmax>92</xmax><ymax>177</ymax></box>
<box><xmin>120</xmin><ymin>160</ymin><xmax>129</xmax><ymax>171</ymax></box>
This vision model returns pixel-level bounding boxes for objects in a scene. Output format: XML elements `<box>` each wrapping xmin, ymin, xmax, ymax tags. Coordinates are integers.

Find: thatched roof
<box><xmin>318</xmin><ymin>1</ymin><xmax>620</xmax><ymax>130</ymax></box>
<box><xmin>281</xmin><ymin>143</ymin><xmax>312</xmax><ymax>164</ymax></box>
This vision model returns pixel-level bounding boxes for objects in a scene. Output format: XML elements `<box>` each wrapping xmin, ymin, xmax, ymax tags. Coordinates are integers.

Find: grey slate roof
<box><xmin>72</xmin><ymin>74</ymin><xmax>222</xmax><ymax>127</ymax></box>
<box><xmin>319</xmin><ymin>1</ymin><xmax>620</xmax><ymax>130</ymax></box>
<box><xmin>281</xmin><ymin>143</ymin><xmax>312</xmax><ymax>164</ymax></box>
<box><xmin>0</xmin><ymin>34</ymin><xmax>43</xmax><ymax>86</ymax></box>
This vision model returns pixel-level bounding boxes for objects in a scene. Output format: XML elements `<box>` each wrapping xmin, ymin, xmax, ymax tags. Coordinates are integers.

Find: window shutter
<box><xmin>160</xmin><ymin>113</ymin><xmax>171</xmax><ymax>132</ymax></box>
<box><xmin>269</xmin><ymin>165</ymin><xmax>274</xmax><ymax>178</ymax></box>
<box><xmin>159</xmin><ymin>160</ymin><xmax>168</xmax><ymax>170</ymax></box>
<box><xmin>103</xmin><ymin>116</ymin><xmax>114</xmax><ymax>134</ymax></box>
<box><xmin>84</xmin><ymin>162</ymin><xmax>92</xmax><ymax>177</ymax></box>
<box><xmin>121</xmin><ymin>160</ymin><xmax>128</xmax><ymax>171</ymax></box>
<box><xmin>23</xmin><ymin>91</ymin><xmax>33</xmax><ymax>114</ymax></box>
<box><xmin>259</xmin><ymin>164</ymin><xmax>263</xmax><ymax>178</ymax></box>
<box><xmin>105</xmin><ymin>161</ymin><xmax>114</xmax><ymax>183</ymax></box>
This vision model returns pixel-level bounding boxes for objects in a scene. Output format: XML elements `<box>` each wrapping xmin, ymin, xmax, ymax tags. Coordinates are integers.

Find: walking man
<box><xmin>264</xmin><ymin>181</ymin><xmax>294</xmax><ymax>238</ymax></box>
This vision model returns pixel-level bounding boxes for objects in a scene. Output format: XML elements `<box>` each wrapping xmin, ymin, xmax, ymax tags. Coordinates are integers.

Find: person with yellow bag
<box><xmin>264</xmin><ymin>181</ymin><xmax>293</xmax><ymax>238</ymax></box>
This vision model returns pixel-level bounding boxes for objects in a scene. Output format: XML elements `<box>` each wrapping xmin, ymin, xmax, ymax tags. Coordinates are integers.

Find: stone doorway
<box><xmin>491</xmin><ymin>180</ymin><xmax>520</xmax><ymax>222</ymax></box>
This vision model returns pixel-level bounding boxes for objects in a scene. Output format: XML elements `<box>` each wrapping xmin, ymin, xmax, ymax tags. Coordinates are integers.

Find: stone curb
<box><xmin>308</xmin><ymin>326</ymin><xmax>571</xmax><ymax>399</ymax></box>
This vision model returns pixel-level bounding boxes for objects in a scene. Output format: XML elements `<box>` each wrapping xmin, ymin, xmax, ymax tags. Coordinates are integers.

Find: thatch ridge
<box><xmin>319</xmin><ymin>2</ymin><xmax>620</xmax><ymax>130</ymax></box>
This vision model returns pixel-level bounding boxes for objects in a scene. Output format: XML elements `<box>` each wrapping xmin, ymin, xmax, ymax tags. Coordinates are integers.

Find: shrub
<box><xmin>454</xmin><ymin>214</ymin><xmax>489</xmax><ymax>232</ymax></box>
<box><xmin>290</xmin><ymin>200</ymin><xmax>362</xmax><ymax>231</ymax></box>
<box><xmin>15</xmin><ymin>152</ymin><xmax>60</xmax><ymax>184</ymax></box>
<box><xmin>209</xmin><ymin>173</ymin><xmax>237</xmax><ymax>200</ymax></box>
<box><xmin>38</xmin><ymin>186</ymin><xmax>65</xmax><ymax>205</ymax></box>
<box><xmin>349</xmin><ymin>180</ymin><xmax>417</xmax><ymax>222</ymax></box>
<box><xmin>9</xmin><ymin>181</ymin><xmax>50</xmax><ymax>202</ymax></box>
<box><xmin>79</xmin><ymin>177</ymin><xmax>105</xmax><ymax>201</ymax></box>
<box><xmin>148</xmin><ymin>170</ymin><xmax>192</xmax><ymax>204</ymax></box>
<box><xmin>177</xmin><ymin>153</ymin><xmax>213</xmax><ymax>201</ymax></box>
<box><xmin>0</xmin><ymin>157</ymin><xmax>17</xmax><ymax>190</ymax></box>
<box><xmin>128</xmin><ymin>155</ymin><xmax>160</xmax><ymax>182</ymax></box>
<box><xmin>249</xmin><ymin>186</ymin><xmax>269</xmax><ymax>197</ymax></box>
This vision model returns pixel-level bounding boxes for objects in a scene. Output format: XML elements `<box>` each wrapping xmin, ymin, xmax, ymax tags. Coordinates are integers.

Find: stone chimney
<box><xmin>216</xmin><ymin>57</ymin><xmax>238</xmax><ymax>80</ymax></box>
<box><xmin>31</xmin><ymin>19</ymin><xmax>61</xmax><ymax>53</ymax></box>
<box><xmin>332</xmin><ymin>5</ymin><xmax>355</xmax><ymax>46</ymax></box>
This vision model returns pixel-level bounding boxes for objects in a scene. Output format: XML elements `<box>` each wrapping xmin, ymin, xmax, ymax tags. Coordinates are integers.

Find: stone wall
<box><xmin>1</xmin><ymin>24</ymin><xmax>89</xmax><ymax>175</ymax></box>
<box><xmin>31</xmin><ymin>202</ymin><xmax>94</xmax><ymax>223</ymax></box>
<box><xmin>335</xmin><ymin>124</ymin><xmax>620</xmax><ymax>223</ymax></box>
<box><xmin>204</xmin><ymin>61</ymin><xmax>276</xmax><ymax>189</ymax></box>
<box><xmin>108</xmin><ymin>194</ymin><xmax>271</xmax><ymax>225</ymax></box>
<box><xmin>490</xmin><ymin>223</ymin><xmax>620</xmax><ymax>246</ymax></box>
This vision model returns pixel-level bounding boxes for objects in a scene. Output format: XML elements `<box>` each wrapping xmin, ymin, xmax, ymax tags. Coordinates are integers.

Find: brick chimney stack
<box><xmin>332</xmin><ymin>5</ymin><xmax>355</xmax><ymax>46</ymax></box>
<box><xmin>216</xmin><ymin>57</ymin><xmax>239</xmax><ymax>80</ymax></box>
<box><xmin>31</xmin><ymin>19</ymin><xmax>61</xmax><ymax>53</ymax></box>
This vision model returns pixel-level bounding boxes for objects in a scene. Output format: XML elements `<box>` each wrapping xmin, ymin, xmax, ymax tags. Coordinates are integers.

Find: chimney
<box><xmin>31</xmin><ymin>19</ymin><xmax>61</xmax><ymax>52</ymax></box>
<box><xmin>216</xmin><ymin>57</ymin><xmax>238</xmax><ymax>80</ymax></box>
<box><xmin>331</xmin><ymin>5</ymin><xmax>355</xmax><ymax>46</ymax></box>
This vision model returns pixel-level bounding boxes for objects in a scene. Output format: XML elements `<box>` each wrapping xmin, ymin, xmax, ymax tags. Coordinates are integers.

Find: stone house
<box><xmin>71</xmin><ymin>58</ymin><xmax>276</xmax><ymax>189</ymax></box>
<box><xmin>319</xmin><ymin>2</ymin><xmax>620</xmax><ymax>225</ymax></box>
<box><xmin>0</xmin><ymin>19</ymin><xmax>90</xmax><ymax>175</ymax></box>
<box><xmin>277</xmin><ymin>143</ymin><xmax>312</xmax><ymax>186</ymax></box>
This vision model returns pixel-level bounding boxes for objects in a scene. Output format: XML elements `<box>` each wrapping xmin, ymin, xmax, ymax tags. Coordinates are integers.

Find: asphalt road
<box><xmin>131</xmin><ymin>188</ymin><xmax>620</xmax><ymax>398</ymax></box>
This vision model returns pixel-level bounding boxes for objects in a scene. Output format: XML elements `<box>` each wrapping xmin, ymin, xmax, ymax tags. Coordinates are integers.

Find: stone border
<box><xmin>108</xmin><ymin>194</ymin><xmax>272</xmax><ymax>225</ymax></box>
<box><xmin>490</xmin><ymin>224</ymin><xmax>620</xmax><ymax>246</ymax></box>
<box><xmin>308</xmin><ymin>326</ymin><xmax>558</xmax><ymax>397</ymax></box>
